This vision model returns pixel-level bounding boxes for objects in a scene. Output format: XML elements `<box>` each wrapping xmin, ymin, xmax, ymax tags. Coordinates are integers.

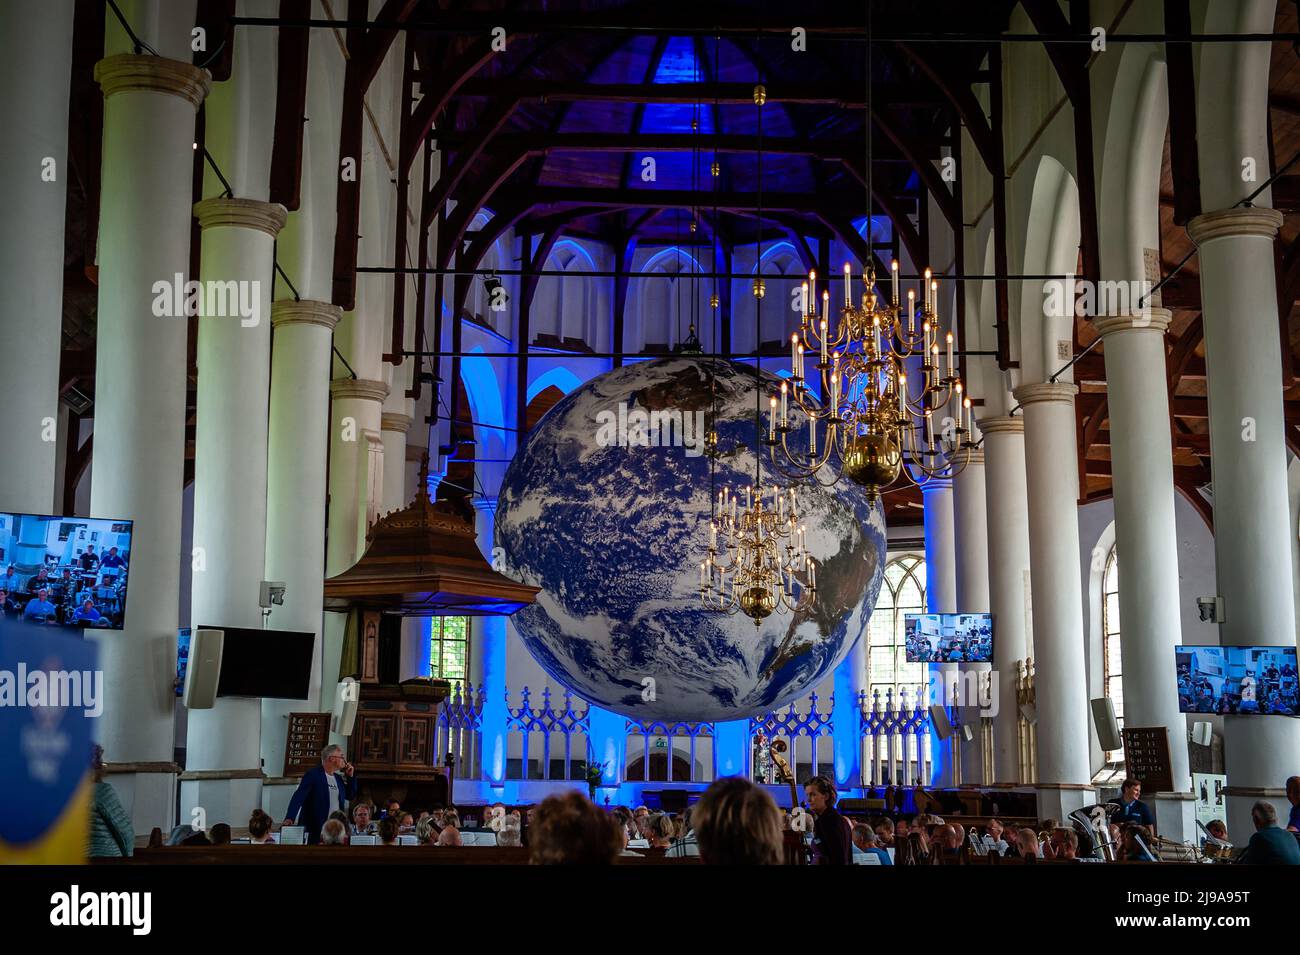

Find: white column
<box><xmin>181</xmin><ymin>198</ymin><xmax>286</xmax><ymax>826</ymax></box>
<box><xmin>322</xmin><ymin>376</ymin><xmax>387</xmax><ymax>724</ymax></box>
<box><xmin>923</xmin><ymin>479</ymin><xmax>956</xmax><ymax>787</ymax></box>
<box><xmin>1094</xmin><ymin>308</ymin><xmax>1194</xmax><ymax>837</ymax></box>
<box><xmin>90</xmin><ymin>54</ymin><xmax>210</xmax><ymax>832</ymax></box>
<box><xmin>1187</xmin><ymin>207</ymin><xmax>1300</xmax><ymax>836</ymax></box>
<box><xmin>0</xmin><ymin>0</ymin><xmax>74</xmax><ymax>512</ymax></box>
<box><xmin>1012</xmin><ymin>382</ymin><xmax>1093</xmax><ymax>817</ymax></box>
<box><xmin>979</xmin><ymin>416</ymin><xmax>1032</xmax><ymax>785</ymax></box>
<box><xmin>474</xmin><ymin>497</ymin><xmax>509</xmax><ymax>786</ymax></box>
<box><xmin>260</xmin><ymin>300</ymin><xmax>340</xmax><ymax>816</ymax></box>
<box><xmin>953</xmin><ymin>449</ymin><xmax>990</xmax><ymax>785</ymax></box>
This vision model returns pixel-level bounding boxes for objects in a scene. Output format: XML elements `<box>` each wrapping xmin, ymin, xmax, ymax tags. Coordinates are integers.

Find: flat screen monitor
<box><xmin>206</xmin><ymin>625</ymin><xmax>314</xmax><ymax>700</ymax></box>
<box><xmin>904</xmin><ymin>612</ymin><xmax>994</xmax><ymax>663</ymax></box>
<box><xmin>1176</xmin><ymin>645</ymin><xmax>1298</xmax><ymax>715</ymax></box>
<box><xmin>0</xmin><ymin>511</ymin><xmax>133</xmax><ymax>631</ymax></box>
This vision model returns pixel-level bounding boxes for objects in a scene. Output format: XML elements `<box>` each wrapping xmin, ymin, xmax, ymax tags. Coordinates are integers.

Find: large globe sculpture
<box><xmin>496</xmin><ymin>357</ymin><xmax>887</xmax><ymax>722</ymax></box>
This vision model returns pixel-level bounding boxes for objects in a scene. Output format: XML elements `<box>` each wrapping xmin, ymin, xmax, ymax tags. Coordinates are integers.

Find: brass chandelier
<box><xmin>699</xmin><ymin>482</ymin><xmax>816</xmax><ymax>625</ymax></box>
<box><xmin>766</xmin><ymin>263</ymin><xmax>973</xmax><ymax>504</ymax></box>
<box><xmin>697</xmin><ymin>52</ymin><xmax>816</xmax><ymax>625</ymax></box>
<box><xmin>764</xmin><ymin>0</ymin><xmax>971</xmax><ymax>505</ymax></box>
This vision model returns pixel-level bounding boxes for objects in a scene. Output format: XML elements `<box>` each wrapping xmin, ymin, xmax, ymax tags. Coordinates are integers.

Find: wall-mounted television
<box><xmin>0</xmin><ymin>512</ymin><xmax>133</xmax><ymax>631</ymax></box>
<box><xmin>1176</xmin><ymin>645</ymin><xmax>1298</xmax><ymax>715</ymax></box>
<box><xmin>205</xmin><ymin>625</ymin><xmax>315</xmax><ymax>700</ymax></box>
<box><xmin>904</xmin><ymin>612</ymin><xmax>994</xmax><ymax>663</ymax></box>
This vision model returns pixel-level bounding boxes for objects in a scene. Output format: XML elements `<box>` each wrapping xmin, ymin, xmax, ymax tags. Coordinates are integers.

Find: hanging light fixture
<box><xmin>699</xmin><ymin>32</ymin><xmax>816</xmax><ymax>624</ymax></box>
<box><xmin>763</xmin><ymin>4</ymin><xmax>971</xmax><ymax>505</ymax></box>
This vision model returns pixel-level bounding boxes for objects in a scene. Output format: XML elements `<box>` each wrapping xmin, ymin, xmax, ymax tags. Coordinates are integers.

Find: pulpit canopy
<box><xmin>323</xmin><ymin>482</ymin><xmax>539</xmax><ymax>617</ymax></box>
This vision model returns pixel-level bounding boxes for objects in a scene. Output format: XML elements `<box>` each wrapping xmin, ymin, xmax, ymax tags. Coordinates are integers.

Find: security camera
<box><xmin>259</xmin><ymin>581</ymin><xmax>287</xmax><ymax>609</ymax></box>
<box><xmin>1196</xmin><ymin>596</ymin><xmax>1224</xmax><ymax>623</ymax></box>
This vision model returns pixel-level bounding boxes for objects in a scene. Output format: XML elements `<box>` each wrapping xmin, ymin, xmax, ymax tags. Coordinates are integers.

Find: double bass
<box><xmin>770</xmin><ymin>739</ymin><xmax>808</xmax><ymax>865</ymax></box>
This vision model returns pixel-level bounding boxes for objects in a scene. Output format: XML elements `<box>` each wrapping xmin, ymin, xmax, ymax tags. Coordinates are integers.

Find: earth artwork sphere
<box><xmin>495</xmin><ymin>357</ymin><xmax>887</xmax><ymax>722</ymax></box>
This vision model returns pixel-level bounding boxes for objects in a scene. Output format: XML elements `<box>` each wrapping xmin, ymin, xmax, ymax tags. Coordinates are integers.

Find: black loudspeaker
<box><xmin>1090</xmin><ymin>697</ymin><xmax>1123</xmax><ymax>753</ymax></box>
<box><xmin>929</xmin><ymin>704</ymin><xmax>953</xmax><ymax>741</ymax></box>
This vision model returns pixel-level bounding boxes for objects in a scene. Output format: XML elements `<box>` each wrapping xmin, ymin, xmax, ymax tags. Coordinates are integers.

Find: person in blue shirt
<box><xmin>98</xmin><ymin>546</ymin><xmax>127</xmax><ymax>583</ymax></box>
<box><xmin>72</xmin><ymin>597</ymin><xmax>104</xmax><ymax>625</ymax></box>
<box><xmin>23</xmin><ymin>588</ymin><xmax>57</xmax><ymax>623</ymax></box>
<box><xmin>851</xmin><ymin>823</ymin><xmax>893</xmax><ymax>864</ymax></box>
<box><xmin>1112</xmin><ymin>778</ymin><xmax>1155</xmax><ymax>832</ymax></box>
<box><xmin>1237</xmin><ymin>801</ymin><xmax>1300</xmax><ymax>865</ymax></box>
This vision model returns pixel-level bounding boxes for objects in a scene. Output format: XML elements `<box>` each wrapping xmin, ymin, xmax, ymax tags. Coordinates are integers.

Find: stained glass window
<box><xmin>430</xmin><ymin>616</ymin><xmax>469</xmax><ymax>687</ymax></box>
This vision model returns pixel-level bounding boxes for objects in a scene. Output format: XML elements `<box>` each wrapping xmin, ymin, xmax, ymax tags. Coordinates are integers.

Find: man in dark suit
<box><xmin>1237</xmin><ymin>801</ymin><xmax>1300</xmax><ymax>865</ymax></box>
<box><xmin>284</xmin><ymin>744</ymin><xmax>356</xmax><ymax>844</ymax></box>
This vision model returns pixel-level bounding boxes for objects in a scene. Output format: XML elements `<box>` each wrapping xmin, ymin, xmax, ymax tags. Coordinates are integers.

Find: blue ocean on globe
<box><xmin>496</xmin><ymin>357</ymin><xmax>887</xmax><ymax>722</ymax></box>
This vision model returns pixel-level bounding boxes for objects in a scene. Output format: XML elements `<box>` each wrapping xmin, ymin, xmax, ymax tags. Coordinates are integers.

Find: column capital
<box><xmin>472</xmin><ymin>496</ymin><xmax>499</xmax><ymax>514</ymax></box>
<box><xmin>94</xmin><ymin>54</ymin><xmax>210</xmax><ymax>108</ymax></box>
<box><xmin>193</xmin><ymin>197</ymin><xmax>288</xmax><ymax>238</ymax></box>
<box><xmin>976</xmin><ymin>415</ymin><xmax>1024</xmax><ymax>436</ymax></box>
<box><xmin>1092</xmin><ymin>307</ymin><xmax>1172</xmax><ymax>338</ymax></box>
<box><xmin>381</xmin><ymin>412</ymin><xmax>413</xmax><ymax>434</ymax></box>
<box><xmin>329</xmin><ymin>378</ymin><xmax>389</xmax><ymax>403</ymax></box>
<box><xmin>1012</xmin><ymin>381</ymin><xmax>1078</xmax><ymax>407</ymax></box>
<box><xmin>920</xmin><ymin>478</ymin><xmax>952</xmax><ymax>494</ymax></box>
<box><xmin>1187</xmin><ymin>206</ymin><xmax>1283</xmax><ymax>245</ymax></box>
<box><xmin>271</xmin><ymin>299</ymin><xmax>342</xmax><ymax>330</ymax></box>
<box><xmin>958</xmin><ymin>449</ymin><xmax>985</xmax><ymax>468</ymax></box>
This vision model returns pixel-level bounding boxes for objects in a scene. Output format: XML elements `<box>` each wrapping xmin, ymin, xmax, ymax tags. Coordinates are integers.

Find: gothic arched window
<box><xmin>1102</xmin><ymin>545</ymin><xmax>1124</xmax><ymax>759</ymax></box>
<box><xmin>867</xmin><ymin>555</ymin><xmax>927</xmax><ymax>704</ymax></box>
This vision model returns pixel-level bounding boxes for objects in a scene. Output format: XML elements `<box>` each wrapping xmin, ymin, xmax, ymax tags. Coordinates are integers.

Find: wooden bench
<box><xmin>93</xmin><ymin>846</ymin><xmax>701</xmax><ymax>865</ymax></box>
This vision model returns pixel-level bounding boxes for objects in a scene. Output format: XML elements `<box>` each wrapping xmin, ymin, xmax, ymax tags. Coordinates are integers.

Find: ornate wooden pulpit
<box><xmin>322</xmin><ymin>460</ymin><xmax>539</xmax><ymax>808</ymax></box>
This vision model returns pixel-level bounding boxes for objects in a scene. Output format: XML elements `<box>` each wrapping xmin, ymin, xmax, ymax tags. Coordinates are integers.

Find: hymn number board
<box><xmin>1121</xmin><ymin>726</ymin><xmax>1174</xmax><ymax>794</ymax></box>
<box><xmin>283</xmin><ymin>712</ymin><xmax>332</xmax><ymax>777</ymax></box>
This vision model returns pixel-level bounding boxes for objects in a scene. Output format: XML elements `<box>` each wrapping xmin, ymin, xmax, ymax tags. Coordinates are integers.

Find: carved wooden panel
<box><xmin>398</xmin><ymin>715</ymin><xmax>432</xmax><ymax>766</ymax></box>
<box><xmin>358</xmin><ymin>714</ymin><xmax>395</xmax><ymax>764</ymax></box>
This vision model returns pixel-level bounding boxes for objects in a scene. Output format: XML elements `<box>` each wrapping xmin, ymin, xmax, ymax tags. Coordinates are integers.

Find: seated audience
<box><xmin>415</xmin><ymin>817</ymin><xmax>438</xmax><ymax>845</ymax></box>
<box><xmin>320</xmin><ymin>819</ymin><xmax>347</xmax><ymax>845</ymax></box>
<box><xmin>384</xmin><ymin>798</ymin><xmax>401</xmax><ymax>818</ymax></box>
<box><xmin>667</xmin><ymin>805</ymin><xmax>700</xmax><ymax>857</ymax></box>
<box><xmin>497</xmin><ymin>821</ymin><xmax>523</xmax><ymax>848</ymax></box>
<box><xmin>692</xmin><ymin>777</ymin><xmax>783</xmax><ymax>866</ymax></box>
<box><xmin>394</xmin><ymin>811</ymin><xmax>414</xmax><ymax>831</ymax></box>
<box><xmin>528</xmin><ymin>793</ymin><xmax>622</xmax><ymax>865</ymax></box>
<box><xmin>1044</xmin><ymin>827</ymin><xmax>1079</xmax><ymax>860</ymax></box>
<box><xmin>23</xmin><ymin>587</ymin><xmax>56</xmax><ymax>622</ymax></box>
<box><xmin>180</xmin><ymin>831</ymin><xmax>212</xmax><ymax>846</ymax></box>
<box><xmin>88</xmin><ymin>744</ymin><xmax>134</xmax><ymax>858</ymax></box>
<box><xmin>1204</xmin><ymin>819</ymin><xmax>1229</xmax><ymax>846</ymax></box>
<box><xmin>873</xmin><ymin>817</ymin><xmax>895</xmax><ymax>847</ymax></box>
<box><xmin>437</xmin><ymin>826</ymin><xmax>463</xmax><ymax>847</ymax></box>
<box><xmin>851</xmin><ymin>824</ymin><xmax>892</xmax><ymax>865</ymax></box>
<box><xmin>377</xmin><ymin>817</ymin><xmax>399</xmax><ymax>846</ymax></box>
<box><xmin>209</xmin><ymin>823</ymin><xmax>232</xmax><ymax>846</ymax></box>
<box><xmin>351</xmin><ymin>802</ymin><xmax>376</xmax><ymax>836</ymax></box>
<box><xmin>896</xmin><ymin>830</ymin><xmax>935</xmax><ymax>866</ymax></box>
<box><xmin>646</xmin><ymin>812</ymin><xmax>675</xmax><ymax>849</ymax></box>
<box><xmin>1117</xmin><ymin>824</ymin><xmax>1156</xmax><ymax>862</ymax></box>
<box><xmin>1237</xmin><ymin>801</ymin><xmax>1300</xmax><ymax>865</ymax></box>
<box><xmin>1016</xmin><ymin>827</ymin><xmax>1042</xmax><ymax>860</ymax></box>
<box><xmin>247</xmin><ymin>810</ymin><xmax>274</xmax><ymax>844</ymax></box>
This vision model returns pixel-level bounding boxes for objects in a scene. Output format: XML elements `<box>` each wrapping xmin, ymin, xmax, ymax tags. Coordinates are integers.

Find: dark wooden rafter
<box><xmin>268</xmin><ymin>0</ymin><xmax>311</xmax><ymax>211</ymax></box>
<box><xmin>1018</xmin><ymin>0</ymin><xmax>1100</xmax><ymax>288</ymax></box>
<box><xmin>1163</xmin><ymin>0</ymin><xmax>1202</xmax><ymax>226</ymax></box>
<box><xmin>194</xmin><ymin>0</ymin><xmax>237</xmax><ymax>81</ymax></box>
<box><xmin>330</xmin><ymin>0</ymin><xmax>420</xmax><ymax>309</ymax></box>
